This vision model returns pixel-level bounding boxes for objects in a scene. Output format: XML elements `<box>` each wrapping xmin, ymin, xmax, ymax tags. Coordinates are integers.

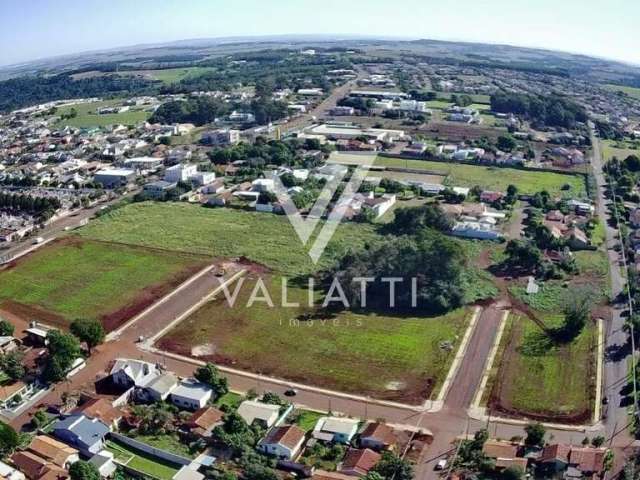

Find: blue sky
<box><xmin>1</xmin><ymin>0</ymin><xmax>638</xmax><ymax>66</ymax></box>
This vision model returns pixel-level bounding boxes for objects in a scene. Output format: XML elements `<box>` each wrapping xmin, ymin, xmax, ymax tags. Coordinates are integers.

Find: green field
<box><xmin>491</xmin><ymin>314</ymin><xmax>595</xmax><ymax>420</ymax></box>
<box><xmin>0</xmin><ymin>238</ymin><xmax>206</xmax><ymax>330</ymax></box>
<box><xmin>79</xmin><ymin>202</ymin><xmax>382</xmax><ymax>276</ymax></box>
<box><xmin>130</xmin><ymin>433</ymin><xmax>197</xmax><ymax>459</ymax></box>
<box><xmin>159</xmin><ymin>275</ymin><xmax>470</xmax><ymax>403</ymax></box>
<box><xmin>603</xmin><ymin>84</ymin><xmax>640</xmax><ymax>100</ymax></box>
<box><xmin>330</xmin><ymin>153</ymin><xmax>586</xmax><ymax>196</ymax></box>
<box><xmin>105</xmin><ymin>440</ymin><xmax>180</xmax><ymax>480</ymax></box>
<box><xmin>601</xmin><ymin>139</ymin><xmax>640</xmax><ymax>161</ymax></box>
<box><xmin>121</xmin><ymin>67</ymin><xmax>216</xmax><ymax>84</ymax></box>
<box><xmin>55</xmin><ymin>100</ymin><xmax>151</xmax><ymax>128</ymax></box>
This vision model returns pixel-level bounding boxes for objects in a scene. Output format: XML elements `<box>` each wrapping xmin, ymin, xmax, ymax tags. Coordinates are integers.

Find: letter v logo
<box><xmin>270</xmin><ymin>155</ymin><xmax>376</xmax><ymax>264</ymax></box>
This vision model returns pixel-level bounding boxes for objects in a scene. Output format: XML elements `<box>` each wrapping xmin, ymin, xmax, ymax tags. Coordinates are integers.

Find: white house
<box><xmin>0</xmin><ymin>461</ymin><xmax>25</xmax><ymax>480</ymax></box>
<box><xmin>144</xmin><ymin>372</ymin><xmax>178</xmax><ymax>402</ymax></box>
<box><xmin>201</xmin><ymin>129</ymin><xmax>240</xmax><ymax>146</ymax></box>
<box><xmin>89</xmin><ymin>451</ymin><xmax>117</xmax><ymax>478</ymax></box>
<box><xmin>109</xmin><ymin>359</ymin><xmax>160</xmax><ymax>388</ymax></box>
<box><xmin>169</xmin><ymin>379</ymin><xmax>213</xmax><ymax>410</ymax></box>
<box><xmin>164</xmin><ymin>164</ymin><xmax>198</xmax><ymax>183</ymax></box>
<box><xmin>312</xmin><ymin>417</ymin><xmax>359</xmax><ymax>444</ymax></box>
<box><xmin>237</xmin><ymin>400</ymin><xmax>280</xmax><ymax>428</ymax></box>
<box><xmin>258</xmin><ymin>425</ymin><xmax>306</xmax><ymax>460</ymax></box>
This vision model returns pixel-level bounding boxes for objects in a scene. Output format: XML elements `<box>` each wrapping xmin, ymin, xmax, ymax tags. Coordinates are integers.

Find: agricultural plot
<box><xmin>603</xmin><ymin>84</ymin><xmax>640</xmax><ymax>100</ymax></box>
<box><xmin>79</xmin><ymin>202</ymin><xmax>382</xmax><ymax>275</ymax></box>
<box><xmin>0</xmin><ymin>237</ymin><xmax>208</xmax><ymax>331</ymax></box>
<box><xmin>158</xmin><ymin>274</ymin><xmax>471</xmax><ymax>403</ymax></box>
<box><xmin>55</xmin><ymin>100</ymin><xmax>151</xmax><ymax>128</ymax></box>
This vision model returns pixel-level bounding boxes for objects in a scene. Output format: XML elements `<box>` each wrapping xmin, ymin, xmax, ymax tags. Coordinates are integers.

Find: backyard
<box><xmin>105</xmin><ymin>439</ymin><xmax>180</xmax><ymax>480</ymax></box>
<box><xmin>0</xmin><ymin>237</ymin><xmax>208</xmax><ymax>331</ymax></box>
<box><xmin>157</xmin><ymin>274</ymin><xmax>471</xmax><ymax>403</ymax></box>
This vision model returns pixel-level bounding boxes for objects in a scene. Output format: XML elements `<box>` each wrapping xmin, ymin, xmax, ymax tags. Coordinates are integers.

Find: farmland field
<box><xmin>79</xmin><ymin>202</ymin><xmax>382</xmax><ymax>275</ymax></box>
<box><xmin>329</xmin><ymin>153</ymin><xmax>587</xmax><ymax>196</ymax></box>
<box><xmin>55</xmin><ymin>100</ymin><xmax>151</xmax><ymax>128</ymax></box>
<box><xmin>157</xmin><ymin>274</ymin><xmax>470</xmax><ymax>403</ymax></box>
<box><xmin>0</xmin><ymin>237</ymin><xmax>208</xmax><ymax>331</ymax></box>
<box><xmin>489</xmin><ymin>314</ymin><xmax>596</xmax><ymax>423</ymax></box>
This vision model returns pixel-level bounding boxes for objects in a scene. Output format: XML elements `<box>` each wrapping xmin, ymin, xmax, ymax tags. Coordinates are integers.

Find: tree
<box><xmin>0</xmin><ymin>422</ymin><xmax>19</xmax><ymax>458</ymax></box>
<box><xmin>194</xmin><ymin>363</ymin><xmax>228</xmax><ymax>400</ymax></box>
<box><xmin>497</xmin><ymin>135</ymin><xmax>517</xmax><ymax>152</ymax></box>
<box><xmin>372</xmin><ymin>451</ymin><xmax>413</xmax><ymax>480</ymax></box>
<box><xmin>591</xmin><ymin>435</ymin><xmax>605</xmax><ymax>448</ymax></box>
<box><xmin>0</xmin><ymin>320</ymin><xmax>14</xmax><ymax>337</ymax></box>
<box><xmin>69</xmin><ymin>461</ymin><xmax>101</xmax><ymax>480</ymax></box>
<box><xmin>388</xmin><ymin>204</ymin><xmax>453</xmax><ymax>235</ymax></box>
<box><xmin>43</xmin><ymin>331</ymin><xmax>82</xmax><ymax>382</ymax></box>
<box><xmin>31</xmin><ymin>410</ymin><xmax>48</xmax><ymax>430</ymax></box>
<box><xmin>505</xmin><ymin>239</ymin><xmax>543</xmax><ymax>273</ymax></box>
<box><xmin>70</xmin><ymin>319</ymin><xmax>105</xmax><ymax>351</ymax></box>
<box><xmin>502</xmin><ymin>465</ymin><xmax>524</xmax><ymax>480</ymax></box>
<box><xmin>558</xmin><ymin>288</ymin><xmax>593</xmax><ymax>341</ymax></box>
<box><xmin>0</xmin><ymin>351</ymin><xmax>25</xmax><ymax>381</ymax></box>
<box><xmin>524</xmin><ymin>422</ymin><xmax>546</xmax><ymax>447</ymax></box>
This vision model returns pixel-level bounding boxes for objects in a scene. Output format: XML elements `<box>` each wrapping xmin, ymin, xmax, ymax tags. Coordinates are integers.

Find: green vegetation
<box><xmin>603</xmin><ymin>84</ymin><xmax>640</xmax><ymax>100</ymax></box>
<box><xmin>79</xmin><ymin>202</ymin><xmax>381</xmax><ymax>275</ymax></box>
<box><xmin>159</xmin><ymin>275</ymin><xmax>469</xmax><ymax>402</ymax></box>
<box><xmin>510</xmin><ymin>281</ymin><xmax>568</xmax><ymax>312</ymax></box>
<box><xmin>105</xmin><ymin>440</ymin><xmax>179</xmax><ymax>480</ymax></box>
<box><xmin>55</xmin><ymin>100</ymin><xmax>151</xmax><ymax>128</ymax></box>
<box><xmin>370</xmin><ymin>156</ymin><xmax>586</xmax><ymax>196</ymax></box>
<box><xmin>495</xmin><ymin>314</ymin><xmax>595</xmax><ymax>417</ymax></box>
<box><xmin>214</xmin><ymin>392</ymin><xmax>242</xmax><ymax>410</ymax></box>
<box><xmin>292</xmin><ymin>410</ymin><xmax>324</xmax><ymax>432</ymax></box>
<box><xmin>131</xmin><ymin>433</ymin><xmax>194</xmax><ymax>459</ymax></box>
<box><xmin>601</xmin><ymin>139</ymin><xmax>640</xmax><ymax>162</ymax></box>
<box><xmin>0</xmin><ymin>238</ymin><xmax>206</xmax><ymax>326</ymax></box>
<box><xmin>121</xmin><ymin>67</ymin><xmax>216</xmax><ymax>84</ymax></box>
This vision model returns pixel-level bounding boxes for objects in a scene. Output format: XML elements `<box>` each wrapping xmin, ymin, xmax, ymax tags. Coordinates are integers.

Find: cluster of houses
<box><xmin>476</xmin><ymin>439</ymin><xmax>610</xmax><ymax>480</ymax></box>
<box><xmin>0</xmin><ymin>357</ymin><xmax>426</xmax><ymax>480</ymax></box>
<box><xmin>542</xmin><ymin>202</ymin><xmax>595</xmax><ymax>251</ymax></box>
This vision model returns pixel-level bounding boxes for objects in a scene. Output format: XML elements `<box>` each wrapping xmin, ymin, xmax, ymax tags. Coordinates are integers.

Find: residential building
<box><xmin>9</xmin><ymin>451</ymin><xmax>64</xmax><ymax>480</ymax></box>
<box><xmin>73</xmin><ymin>398</ymin><xmax>122</xmax><ymax>429</ymax></box>
<box><xmin>52</xmin><ymin>415</ymin><xmax>110</xmax><ymax>456</ymax></box>
<box><xmin>183</xmin><ymin>406</ymin><xmax>224</xmax><ymax>438</ymax></box>
<box><xmin>0</xmin><ymin>460</ymin><xmax>26</xmax><ymax>480</ymax></box>
<box><xmin>164</xmin><ymin>164</ymin><xmax>198</xmax><ymax>184</ymax></box>
<box><xmin>27</xmin><ymin>436</ymin><xmax>79</xmax><ymax>470</ymax></box>
<box><xmin>109</xmin><ymin>359</ymin><xmax>160</xmax><ymax>389</ymax></box>
<box><xmin>94</xmin><ymin>169</ymin><xmax>136</xmax><ymax>189</ymax></box>
<box><xmin>482</xmin><ymin>440</ymin><xmax>527</xmax><ymax>472</ymax></box>
<box><xmin>258</xmin><ymin>425</ymin><xmax>306</xmax><ymax>460</ymax></box>
<box><xmin>359</xmin><ymin>422</ymin><xmax>396</xmax><ymax>451</ymax></box>
<box><xmin>88</xmin><ymin>451</ymin><xmax>116</xmax><ymax>478</ymax></box>
<box><xmin>142</xmin><ymin>180</ymin><xmax>176</xmax><ymax>200</ymax></box>
<box><xmin>312</xmin><ymin>417</ymin><xmax>359</xmax><ymax>444</ymax></box>
<box><xmin>451</xmin><ymin>221</ymin><xmax>501</xmax><ymax>240</ymax></box>
<box><xmin>237</xmin><ymin>400</ymin><xmax>281</xmax><ymax>429</ymax></box>
<box><xmin>169</xmin><ymin>379</ymin><xmax>213</xmax><ymax>410</ymax></box>
<box><xmin>338</xmin><ymin>448</ymin><xmax>381</xmax><ymax>477</ymax></box>
<box><xmin>201</xmin><ymin>129</ymin><xmax>240</xmax><ymax>146</ymax></box>
<box><xmin>144</xmin><ymin>372</ymin><xmax>178</xmax><ymax>402</ymax></box>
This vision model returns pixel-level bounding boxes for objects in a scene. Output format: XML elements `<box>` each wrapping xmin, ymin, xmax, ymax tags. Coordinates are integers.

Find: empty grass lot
<box><xmin>0</xmin><ymin>237</ymin><xmax>207</xmax><ymax>330</ymax></box>
<box><xmin>120</xmin><ymin>67</ymin><xmax>216</xmax><ymax>84</ymax></box>
<box><xmin>491</xmin><ymin>314</ymin><xmax>595</xmax><ymax>421</ymax></box>
<box><xmin>328</xmin><ymin>153</ymin><xmax>586</xmax><ymax>197</ymax></box>
<box><xmin>601</xmin><ymin>139</ymin><xmax>640</xmax><ymax>161</ymax></box>
<box><xmin>603</xmin><ymin>84</ymin><xmax>640</xmax><ymax>100</ymax></box>
<box><xmin>158</xmin><ymin>275</ymin><xmax>470</xmax><ymax>403</ymax></box>
<box><xmin>55</xmin><ymin>100</ymin><xmax>151</xmax><ymax>128</ymax></box>
<box><xmin>79</xmin><ymin>202</ymin><xmax>382</xmax><ymax>275</ymax></box>
<box><xmin>105</xmin><ymin>440</ymin><xmax>179</xmax><ymax>480</ymax></box>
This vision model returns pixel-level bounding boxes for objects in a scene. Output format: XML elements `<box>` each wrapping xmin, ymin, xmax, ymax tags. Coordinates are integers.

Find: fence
<box><xmin>109</xmin><ymin>432</ymin><xmax>192</xmax><ymax>466</ymax></box>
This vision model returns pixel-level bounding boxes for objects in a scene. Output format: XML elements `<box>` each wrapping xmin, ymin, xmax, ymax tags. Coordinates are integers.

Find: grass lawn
<box><xmin>55</xmin><ymin>100</ymin><xmax>151</xmax><ymax>128</ymax></box>
<box><xmin>603</xmin><ymin>84</ymin><xmax>640</xmax><ymax>100</ymax></box>
<box><xmin>374</xmin><ymin>157</ymin><xmax>586</xmax><ymax>197</ymax></box>
<box><xmin>491</xmin><ymin>314</ymin><xmax>595</xmax><ymax>420</ymax></box>
<box><xmin>292</xmin><ymin>410</ymin><xmax>324</xmax><ymax>432</ymax></box>
<box><xmin>130</xmin><ymin>433</ymin><xmax>197</xmax><ymax>459</ymax></box>
<box><xmin>329</xmin><ymin>153</ymin><xmax>586</xmax><ymax>197</ymax></box>
<box><xmin>0</xmin><ymin>237</ymin><xmax>207</xmax><ymax>330</ymax></box>
<box><xmin>79</xmin><ymin>202</ymin><xmax>383</xmax><ymax>276</ymax></box>
<box><xmin>215</xmin><ymin>391</ymin><xmax>242</xmax><ymax>409</ymax></box>
<box><xmin>158</xmin><ymin>275</ymin><xmax>470</xmax><ymax>403</ymax></box>
<box><xmin>601</xmin><ymin>139</ymin><xmax>640</xmax><ymax>161</ymax></box>
<box><xmin>105</xmin><ymin>440</ymin><xmax>180</xmax><ymax>480</ymax></box>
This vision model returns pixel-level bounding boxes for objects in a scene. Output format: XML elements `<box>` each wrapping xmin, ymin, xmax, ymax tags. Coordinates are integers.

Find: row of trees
<box><xmin>0</xmin><ymin>193</ymin><xmax>61</xmax><ymax>216</ymax></box>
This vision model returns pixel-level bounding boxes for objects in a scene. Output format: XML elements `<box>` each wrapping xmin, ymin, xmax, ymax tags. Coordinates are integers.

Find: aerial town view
<box><xmin>0</xmin><ymin>1</ymin><xmax>639</xmax><ymax>480</ymax></box>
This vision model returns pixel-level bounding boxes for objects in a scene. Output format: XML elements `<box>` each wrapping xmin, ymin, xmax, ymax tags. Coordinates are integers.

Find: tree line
<box><xmin>0</xmin><ymin>192</ymin><xmax>61</xmax><ymax>216</ymax></box>
<box><xmin>490</xmin><ymin>91</ymin><xmax>588</xmax><ymax>128</ymax></box>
